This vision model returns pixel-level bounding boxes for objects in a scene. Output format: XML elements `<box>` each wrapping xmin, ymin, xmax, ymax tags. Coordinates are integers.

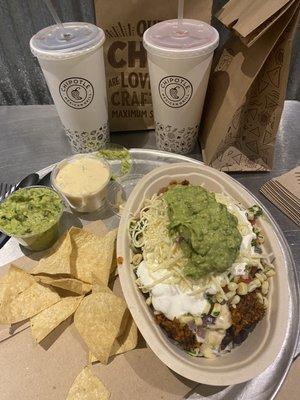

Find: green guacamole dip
<box><xmin>0</xmin><ymin>187</ymin><xmax>63</xmax><ymax>236</ymax></box>
<box><xmin>97</xmin><ymin>148</ymin><xmax>131</xmax><ymax>177</ymax></box>
<box><xmin>163</xmin><ymin>186</ymin><xmax>242</xmax><ymax>279</ymax></box>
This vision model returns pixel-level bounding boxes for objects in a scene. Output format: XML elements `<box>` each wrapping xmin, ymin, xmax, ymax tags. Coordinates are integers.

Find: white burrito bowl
<box><xmin>117</xmin><ymin>163</ymin><xmax>290</xmax><ymax>386</ymax></box>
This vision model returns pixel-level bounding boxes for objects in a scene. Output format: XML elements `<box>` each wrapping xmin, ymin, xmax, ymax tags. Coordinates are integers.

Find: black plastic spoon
<box><xmin>16</xmin><ymin>173</ymin><xmax>40</xmax><ymax>189</ymax></box>
<box><xmin>37</xmin><ymin>171</ymin><xmax>51</xmax><ymax>187</ymax></box>
<box><xmin>0</xmin><ymin>173</ymin><xmax>41</xmax><ymax>249</ymax></box>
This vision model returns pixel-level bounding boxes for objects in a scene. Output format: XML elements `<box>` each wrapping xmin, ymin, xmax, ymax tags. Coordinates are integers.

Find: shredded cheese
<box><xmin>129</xmin><ymin>191</ymin><xmax>274</xmax><ymax>297</ymax></box>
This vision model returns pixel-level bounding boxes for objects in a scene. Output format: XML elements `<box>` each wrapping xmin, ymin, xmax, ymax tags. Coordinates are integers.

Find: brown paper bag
<box><xmin>200</xmin><ymin>0</ymin><xmax>300</xmax><ymax>172</ymax></box>
<box><xmin>94</xmin><ymin>0</ymin><xmax>212</xmax><ymax>132</ymax></box>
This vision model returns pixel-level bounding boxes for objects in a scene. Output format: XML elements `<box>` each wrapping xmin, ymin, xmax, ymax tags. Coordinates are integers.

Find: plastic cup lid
<box><xmin>30</xmin><ymin>22</ymin><xmax>105</xmax><ymax>60</ymax></box>
<box><xmin>143</xmin><ymin>19</ymin><xmax>219</xmax><ymax>59</ymax></box>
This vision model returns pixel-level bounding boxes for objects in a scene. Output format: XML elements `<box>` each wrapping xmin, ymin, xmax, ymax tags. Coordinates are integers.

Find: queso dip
<box><xmin>54</xmin><ymin>157</ymin><xmax>110</xmax><ymax>197</ymax></box>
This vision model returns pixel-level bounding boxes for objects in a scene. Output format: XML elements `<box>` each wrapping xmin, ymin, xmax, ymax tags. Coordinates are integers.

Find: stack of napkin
<box><xmin>260</xmin><ymin>166</ymin><xmax>300</xmax><ymax>226</ymax></box>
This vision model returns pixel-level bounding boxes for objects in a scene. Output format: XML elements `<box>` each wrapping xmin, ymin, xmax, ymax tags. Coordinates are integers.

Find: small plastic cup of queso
<box><xmin>51</xmin><ymin>153</ymin><xmax>111</xmax><ymax>213</ymax></box>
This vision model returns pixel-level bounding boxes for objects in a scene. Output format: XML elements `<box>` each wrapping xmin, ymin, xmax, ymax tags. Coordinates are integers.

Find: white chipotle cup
<box><xmin>30</xmin><ymin>22</ymin><xmax>109</xmax><ymax>153</ymax></box>
<box><xmin>143</xmin><ymin>19</ymin><xmax>219</xmax><ymax>154</ymax></box>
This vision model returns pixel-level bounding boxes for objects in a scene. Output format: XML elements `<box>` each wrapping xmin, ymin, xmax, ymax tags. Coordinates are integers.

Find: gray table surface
<box><xmin>0</xmin><ymin>101</ymin><xmax>299</xmax><ymax>272</ymax></box>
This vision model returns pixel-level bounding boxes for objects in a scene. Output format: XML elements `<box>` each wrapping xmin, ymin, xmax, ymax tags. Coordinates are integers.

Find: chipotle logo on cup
<box><xmin>94</xmin><ymin>0</ymin><xmax>213</xmax><ymax>131</ymax></box>
<box><xmin>59</xmin><ymin>77</ymin><xmax>95</xmax><ymax>109</ymax></box>
<box><xmin>159</xmin><ymin>76</ymin><xmax>193</xmax><ymax>108</ymax></box>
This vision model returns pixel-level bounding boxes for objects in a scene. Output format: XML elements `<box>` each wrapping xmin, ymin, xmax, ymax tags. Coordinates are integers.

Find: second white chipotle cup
<box><xmin>143</xmin><ymin>19</ymin><xmax>219</xmax><ymax>154</ymax></box>
<box><xmin>30</xmin><ymin>22</ymin><xmax>109</xmax><ymax>153</ymax></box>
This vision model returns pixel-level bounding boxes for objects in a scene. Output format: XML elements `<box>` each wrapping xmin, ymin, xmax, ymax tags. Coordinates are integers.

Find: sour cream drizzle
<box><xmin>136</xmin><ymin>261</ymin><xmax>209</xmax><ymax>320</ymax></box>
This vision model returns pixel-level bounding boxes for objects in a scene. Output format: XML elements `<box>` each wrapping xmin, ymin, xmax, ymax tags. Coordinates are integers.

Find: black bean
<box><xmin>233</xmin><ymin>329</ymin><xmax>249</xmax><ymax>345</ymax></box>
<box><xmin>202</xmin><ymin>315</ymin><xmax>216</xmax><ymax>326</ymax></box>
<box><xmin>221</xmin><ymin>327</ymin><xmax>234</xmax><ymax>350</ymax></box>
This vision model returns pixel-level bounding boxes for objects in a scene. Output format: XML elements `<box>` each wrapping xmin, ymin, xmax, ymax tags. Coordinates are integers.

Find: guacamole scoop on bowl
<box><xmin>0</xmin><ymin>187</ymin><xmax>63</xmax><ymax>236</ymax></box>
<box><xmin>163</xmin><ymin>186</ymin><xmax>242</xmax><ymax>279</ymax></box>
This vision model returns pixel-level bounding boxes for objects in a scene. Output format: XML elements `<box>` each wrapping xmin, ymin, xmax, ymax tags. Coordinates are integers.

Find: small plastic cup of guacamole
<box><xmin>96</xmin><ymin>143</ymin><xmax>132</xmax><ymax>180</ymax></box>
<box><xmin>0</xmin><ymin>186</ymin><xmax>64</xmax><ymax>251</ymax></box>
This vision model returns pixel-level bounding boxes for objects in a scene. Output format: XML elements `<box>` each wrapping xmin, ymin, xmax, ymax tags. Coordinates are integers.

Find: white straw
<box><xmin>178</xmin><ymin>0</ymin><xmax>184</xmax><ymax>29</ymax></box>
<box><xmin>44</xmin><ymin>0</ymin><xmax>71</xmax><ymax>39</ymax></box>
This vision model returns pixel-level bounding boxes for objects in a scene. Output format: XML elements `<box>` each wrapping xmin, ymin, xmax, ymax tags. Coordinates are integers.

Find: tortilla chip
<box><xmin>89</xmin><ymin>313</ymin><xmax>138</xmax><ymax>363</ymax></box>
<box><xmin>0</xmin><ymin>264</ymin><xmax>35</xmax><ymax>285</ymax></box>
<box><xmin>0</xmin><ymin>265</ymin><xmax>36</xmax><ymax>318</ymax></box>
<box><xmin>110</xmin><ymin>248</ymin><xmax>117</xmax><ymax>277</ymax></box>
<box><xmin>35</xmin><ymin>276</ymin><xmax>91</xmax><ymax>295</ymax></box>
<box><xmin>30</xmin><ymin>231</ymin><xmax>73</xmax><ymax>276</ymax></box>
<box><xmin>111</xmin><ymin>314</ymin><xmax>138</xmax><ymax>355</ymax></box>
<box><xmin>74</xmin><ymin>292</ymin><xmax>126</xmax><ymax>364</ymax></box>
<box><xmin>91</xmin><ymin>275</ymin><xmax>112</xmax><ymax>294</ymax></box>
<box><xmin>88</xmin><ymin>352</ymin><xmax>98</xmax><ymax>364</ymax></box>
<box><xmin>66</xmin><ymin>367</ymin><xmax>110</xmax><ymax>400</ymax></box>
<box><xmin>0</xmin><ymin>264</ymin><xmax>35</xmax><ymax>300</ymax></box>
<box><xmin>69</xmin><ymin>228</ymin><xmax>117</xmax><ymax>284</ymax></box>
<box><xmin>30</xmin><ymin>295</ymin><xmax>83</xmax><ymax>342</ymax></box>
<box><xmin>0</xmin><ymin>282</ymin><xmax>60</xmax><ymax>324</ymax></box>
